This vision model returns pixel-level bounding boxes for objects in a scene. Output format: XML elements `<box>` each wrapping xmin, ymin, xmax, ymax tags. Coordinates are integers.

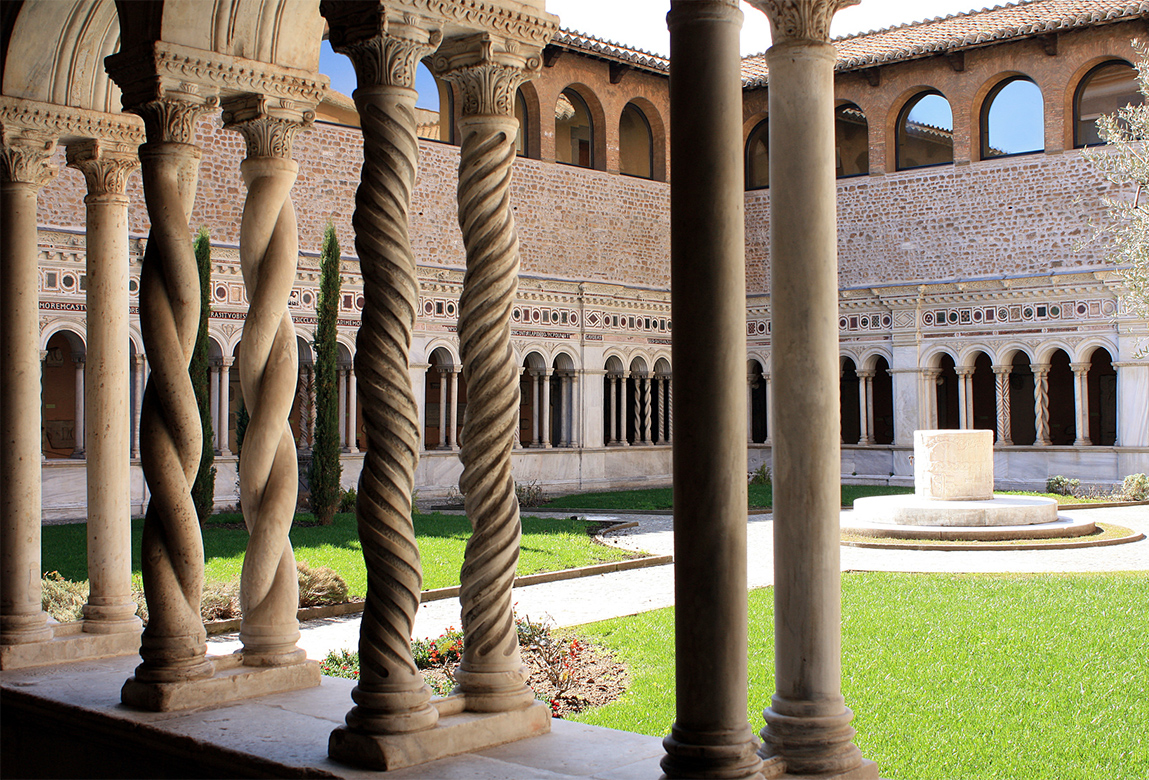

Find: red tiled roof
<box><xmin>742</xmin><ymin>0</ymin><xmax>1149</xmax><ymax>86</ymax></box>
<box><xmin>550</xmin><ymin>29</ymin><xmax>669</xmax><ymax>73</ymax></box>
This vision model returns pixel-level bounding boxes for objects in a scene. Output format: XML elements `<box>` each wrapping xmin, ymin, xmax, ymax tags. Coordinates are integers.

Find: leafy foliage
<box><xmin>310</xmin><ymin>224</ymin><xmax>343</xmax><ymax>525</ymax></box>
<box><xmin>191</xmin><ymin>227</ymin><xmax>216</xmax><ymax>521</ymax></box>
<box><xmin>1121</xmin><ymin>472</ymin><xmax>1149</xmax><ymax>501</ymax></box>
<box><xmin>1046</xmin><ymin>475</ymin><xmax>1081</xmax><ymax>497</ymax></box>
<box><xmin>1082</xmin><ymin>44</ymin><xmax>1149</xmax><ymax>353</ymax></box>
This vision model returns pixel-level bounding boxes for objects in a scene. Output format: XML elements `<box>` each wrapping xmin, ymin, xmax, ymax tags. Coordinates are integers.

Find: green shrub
<box><xmin>515</xmin><ymin>479</ymin><xmax>547</xmax><ymax>507</ymax></box>
<box><xmin>41</xmin><ymin>571</ymin><xmax>87</xmax><ymax>622</ymax></box>
<box><xmin>1121</xmin><ymin>473</ymin><xmax>1149</xmax><ymax>501</ymax></box>
<box><xmin>749</xmin><ymin>463</ymin><xmax>772</xmax><ymax>486</ymax></box>
<box><xmin>338</xmin><ymin>487</ymin><xmax>357</xmax><ymax>514</ymax></box>
<box><xmin>310</xmin><ymin>224</ymin><xmax>343</xmax><ymax>525</ymax></box>
<box><xmin>296</xmin><ymin>561</ymin><xmax>349</xmax><ymax>607</ymax></box>
<box><xmin>1046</xmin><ymin>475</ymin><xmax>1081</xmax><ymax>496</ymax></box>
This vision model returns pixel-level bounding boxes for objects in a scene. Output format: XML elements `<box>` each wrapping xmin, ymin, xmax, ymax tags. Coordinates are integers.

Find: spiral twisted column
<box><xmin>993</xmin><ymin>365</ymin><xmax>1013</xmax><ymax>445</ymax></box>
<box><xmin>324</xmin><ymin>10</ymin><xmax>442</xmax><ymax>735</ymax></box>
<box><xmin>128</xmin><ymin>97</ymin><xmax>218</xmax><ymax>683</ymax></box>
<box><xmin>1033</xmin><ymin>363</ymin><xmax>1051</xmax><ymax>446</ymax></box>
<box><xmin>1</xmin><ymin>125</ymin><xmax>57</xmax><ymax>646</ymax></box>
<box><xmin>434</xmin><ymin>36</ymin><xmax>541</xmax><ymax>713</ymax></box>
<box><xmin>221</xmin><ymin>98</ymin><xmax>312</xmax><ymax>668</ymax></box>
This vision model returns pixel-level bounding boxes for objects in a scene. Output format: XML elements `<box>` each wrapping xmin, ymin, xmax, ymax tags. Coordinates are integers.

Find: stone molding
<box><xmin>747</xmin><ymin>0</ymin><xmax>859</xmax><ymax>43</ymax></box>
<box><xmin>0</xmin><ymin>96</ymin><xmax>144</xmax><ymax>147</ymax></box>
<box><xmin>106</xmin><ymin>41</ymin><xmax>327</xmax><ymax>115</ymax></box>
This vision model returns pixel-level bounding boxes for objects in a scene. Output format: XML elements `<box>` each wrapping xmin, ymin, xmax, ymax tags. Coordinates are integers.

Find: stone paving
<box><xmin>208</xmin><ymin>504</ymin><xmax>1149</xmax><ymax>660</ymax></box>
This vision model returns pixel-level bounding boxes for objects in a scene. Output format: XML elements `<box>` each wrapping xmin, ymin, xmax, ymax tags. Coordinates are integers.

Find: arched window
<box><xmin>981</xmin><ymin>77</ymin><xmax>1044</xmax><ymax>158</ymax></box>
<box><xmin>745</xmin><ymin>118</ymin><xmax>769</xmax><ymax>189</ymax></box>
<box><xmin>896</xmin><ymin>91</ymin><xmax>953</xmax><ymax>170</ymax></box>
<box><xmin>413</xmin><ymin>62</ymin><xmax>445</xmax><ymax>142</ymax></box>
<box><xmin>515</xmin><ymin>88</ymin><xmax>527</xmax><ymax>157</ymax></box>
<box><xmin>556</xmin><ymin>88</ymin><xmax>593</xmax><ymax>168</ymax></box>
<box><xmin>619</xmin><ymin>102</ymin><xmax>653</xmax><ymax>179</ymax></box>
<box><xmin>835</xmin><ymin>104</ymin><xmax>868</xmax><ymax>177</ymax></box>
<box><xmin>1075</xmin><ymin>60</ymin><xmax>1142</xmax><ymax>147</ymax></box>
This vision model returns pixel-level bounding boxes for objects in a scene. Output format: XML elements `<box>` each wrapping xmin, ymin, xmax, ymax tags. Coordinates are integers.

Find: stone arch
<box><xmin>426</xmin><ymin>346</ymin><xmax>465</xmax><ymax>451</ymax></box>
<box><xmin>1046</xmin><ymin>347</ymin><xmax>1075</xmax><ymax>446</ymax></box>
<box><xmin>744</xmin><ymin>114</ymin><xmax>769</xmax><ymax>190</ymax></box>
<box><xmin>519</xmin><ymin>350</ymin><xmax>549</xmax><ymax>447</ymax></box>
<box><xmin>516</xmin><ymin>80</ymin><xmax>542</xmax><ymax>159</ymax></box>
<box><xmin>1006</xmin><ymin>348</ymin><xmax>1036</xmax><ymax>445</ymax></box>
<box><xmin>930</xmin><ymin>350</ymin><xmax>960</xmax><ymax>430</ymax></box>
<box><xmin>42</xmin><ymin>327</ymin><xmax>87</xmax><ymax>459</ymax></box>
<box><xmin>622</xmin><ymin>95</ymin><xmax>666</xmax><ymax>182</ymax></box>
<box><xmin>2</xmin><ymin>0</ymin><xmax>121</xmax><ymax>112</ymax></box>
<box><xmin>840</xmin><ymin>355</ymin><xmax>860</xmax><ymax>444</ymax></box>
<box><xmin>969</xmin><ymin>350</ymin><xmax>996</xmax><ymax>435</ymax></box>
<box><xmin>890</xmin><ymin>87</ymin><xmax>954</xmax><ymax>171</ymax></box>
<box><xmin>548</xmin><ymin>351</ymin><xmax>577</xmax><ymax>447</ymax></box>
<box><xmin>747</xmin><ymin>356</ymin><xmax>767</xmax><ymax>444</ymax></box>
<box><xmin>1084</xmin><ymin>344</ymin><xmax>1117</xmax><ymax>446</ymax></box>
<box><xmin>834</xmin><ymin>101</ymin><xmax>868</xmax><ymax>177</ymax></box>
<box><xmin>1066</xmin><ymin>56</ymin><xmax>1140</xmax><ymax>149</ymax></box>
<box><xmin>974</xmin><ymin>71</ymin><xmax>1044</xmax><ymax>160</ymax></box>
<box><xmin>626</xmin><ymin>355</ymin><xmax>651</xmax><ymax>445</ymax></box>
<box><xmin>602</xmin><ymin>354</ymin><xmax>626</xmax><ymax>446</ymax></box>
<box><xmin>554</xmin><ymin>82</ymin><xmax>605</xmax><ymax>171</ymax></box>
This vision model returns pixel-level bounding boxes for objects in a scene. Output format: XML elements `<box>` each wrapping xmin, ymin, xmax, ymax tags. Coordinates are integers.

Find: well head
<box><xmin>913</xmin><ymin>429</ymin><xmax>994</xmax><ymax>501</ymax></box>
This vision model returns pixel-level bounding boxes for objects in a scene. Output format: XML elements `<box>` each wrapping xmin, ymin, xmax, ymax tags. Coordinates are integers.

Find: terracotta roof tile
<box><xmin>742</xmin><ymin>0</ymin><xmax>1149</xmax><ymax>87</ymax></box>
<box><xmin>551</xmin><ymin>29</ymin><xmax>670</xmax><ymax>73</ymax></box>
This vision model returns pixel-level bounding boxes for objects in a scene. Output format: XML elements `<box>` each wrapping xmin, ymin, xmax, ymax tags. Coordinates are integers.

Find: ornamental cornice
<box><xmin>747</xmin><ymin>0</ymin><xmax>859</xmax><ymax>44</ymax></box>
<box><xmin>106</xmin><ymin>41</ymin><xmax>328</xmax><ymax>114</ymax></box>
<box><xmin>0</xmin><ymin>96</ymin><xmax>144</xmax><ymax>146</ymax></box>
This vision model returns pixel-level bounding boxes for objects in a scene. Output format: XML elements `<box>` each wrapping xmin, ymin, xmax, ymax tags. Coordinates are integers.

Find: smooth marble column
<box><xmin>993</xmin><ymin>364</ymin><xmax>1012</xmax><ymax>445</ymax></box>
<box><xmin>1033</xmin><ymin>363</ymin><xmax>1051</xmax><ymax>446</ymax></box>
<box><xmin>924</xmin><ymin>368</ymin><xmax>941</xmax><ymax>430</ymax></box>
<box><xmin>662</xmin><ymin>2</ymin><xmax>762</xmax><ymax>778</ymax></box>
<box><xmin>219</xmin><ymin>357</ymin><xmax>233</xmax><ymax>456</ymax></box>
<box><xmin>956</xmin><ymin>367</ymin><xmax>974</xmax><ymax>430</ymax></box>
<box><xmin>857</xmin><ymin>369</ymin><xmax>875</xmax><ymax>445</ymax></box>
<box><xmin>613</xmin><ymin>375</ymin><xmax>624</xmax><ymax>445</ymax></box>
<box><xmin>1</xmin><ymin>127</ymin><xmax>57</xmax><ymax>646</ymax></box>
<box><xmin>530</xmin><ymin>371</ymin><xmax>541</xmax><ymax>447</ymax></box>
<box><xmin>72</xmin><ymin>356</ymin><xmax>86</xmax><ymax>458</ymax></box>
<box><xmin>559</xmin><ymin>373</ymin><xmax>569</xmax><ymax>446</ymax></box>
<box><xmin>437</xmin><ymin>367</ymin><xmax>450</xmax><ymax>448</ymax></box>
<box><xmin>747</xmin><ymin>373</ymin><xmax>756</xmax><ymax>444</ymax></box>
<box><xmin>1071</xmin><ymin>362</ymin><xmax>1091</xmax><ymax>445</ymax></box>
<box><xmin>540</xmin><ymin>370</ymin><xmax>552</xmax><ymax>448</ymax></box>
<box><xmin>67</xmin><ymin>139</ymin><xmax>142</xmax><ymax>635</ymax></box>
<box><xmin>447</xmin><ymin>367</ymin><xmax>459</xmax><ymax>451</ymax></box>
<box><xmin>211</xmin><ymin>363</ymin><xmax>223</xmax><ymax>453</ymax></box>
<box><xmin>338</xmin><ymin>367</ymin><xmax>349</xmax><ymax>450</ymax></box>
<box><xmin>133</xmin><ymin>353</ymin><xmax>147</xmax><ymax>458</ymax></box>
<box><xmin>752</xmin><ymin>0</ymin><xmax>874</xmax><ymax>776</ymax></box>
<box><xmin>763</xmin><ymin>372</ymin><xmax>771</xmax><ymax>445</ymax></box>
<box><xmin>347</xmin><ymin>367</ymin><xmax>359</xmax><ymax>453</ymax></box>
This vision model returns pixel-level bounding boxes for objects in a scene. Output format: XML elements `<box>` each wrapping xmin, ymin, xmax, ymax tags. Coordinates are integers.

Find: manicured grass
<box><xmin>571</xmin><ymin>572</ymin><xmax>1149</xmax><ymax>780</ymax></box>
<box><xmin>40</xmin><ymin>512</ymin><xmax>639</xmax><ymax>598</ymax></box>
<box><xmin>544</xmin><ymin>484</ymin><xmax>914</xmax><ymax>511</ymax></box>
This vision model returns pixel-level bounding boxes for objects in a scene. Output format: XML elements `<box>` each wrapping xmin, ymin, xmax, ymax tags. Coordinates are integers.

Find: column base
<box><xmin>121</xmin><ymin>651</ymin><xmax>319</xmax><ymax>711</ymax></box>
<box><xmin>760</xmin><ymin>700</ymin><xmax>874</xmax><ymax>779</ymax></box>
<box><xmin>759</xmin><ymin>757</ymin><xmax>879</xmax><ymax>780</ymax></box>
<box><xmin>660</xmin><ymin>724</ymin><xmax>764</xmax><ymax>779</ymax></box>
<box><xmin>329</xmin><ymin>697</ymin><xmax>550</xmax><ymax>771</ymax></box>
<box><xmin>1</xmin><ymin>620</ymin><xmax>139</xmax><ymax>670</ymax></box>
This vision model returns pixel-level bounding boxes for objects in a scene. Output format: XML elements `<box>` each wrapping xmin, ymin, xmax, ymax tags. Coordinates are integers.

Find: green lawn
<box><xmin>571</xmin><ymin>571</ymin><xmax>1149</xmax><ymax>780</ymax></box>
<box><xmin>40</xmin><ymin>512</ymin><xmax>639</xmax><ymax>597</ymax></box>
<box><xmin>543</xmin><ymin>484</ymin><xmax>1114</xmax><ymax>511</ymax></box>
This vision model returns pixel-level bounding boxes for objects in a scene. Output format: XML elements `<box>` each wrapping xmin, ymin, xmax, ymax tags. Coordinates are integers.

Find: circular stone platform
<box><xmin>852</xmin><ymin>494</ymin><xmax>1059</xmax><ymax>528</ymax></box>
<box><xmin>841</xmin><ymin>511</ymin><xmax>1095</xmax><ymax>542</ymax></box>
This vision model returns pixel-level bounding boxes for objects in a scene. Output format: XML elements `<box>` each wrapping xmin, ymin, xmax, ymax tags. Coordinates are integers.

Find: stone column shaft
<box><xmin>530</xmin><ymin>371</ymin><xmax>541</xmax><ymax>446</ymax></box>
<box><xmin>438</xmin><ymin>367</ymin><xmax>449</xmax><ymax>448</ymax></box>
<box><xmin>857</xmin><ymin>369</ymin><xmax>875</xmax><ymax>445</ymax></box>
<box><xmin>662</xmin><ymin>2</ymin><xmax>762</xmax><ymax>778</ymax></box>
<box><xmin>219</xmin><ymin>357</ymin><xmax>232</xmax><ymax>456</ymax></box>
<box><xmin>447</xmin><ymin>367</ymin><xmax>459</xmax><ymax>450</ymax></box>
<box><xmin>68</xmin><ymin>139</ymin><xmax>143</xmax><ymax>634</ymax></box>
<box><xmin>434</xmin><ymin>34</ymin><xmax>539</xmax><ymax>713</ymax></box>
<box><xmin>338</xmin><ymin>367</ymin><xmax>349</xmax><ymax>449</ymax></box>
<box><xmin>1033</xmin><ymin>364</ymin><xmax>1051</xmax><ymax>446</ymax></box>
<box><xmin>347</xmin><ymin>366</ymin><xmax>359</xmax><ymax>453</ymax></box>
<box><xmin>540</xmin><ymin>370</ymin><xmax>552</xmax><ymax>447</ymax></box>
<box><xmin>747</xmin><ymin>374</ymin><xmax>756</xmax><ymax>444</ymax></box>
<box><xmin>993</xmin><ymin>365</ymin><xmax>1012</xmax><ymax>445</ymax></box>
<box><xmin>72</xmin><ymin>356</ymin><xmax>87</xmax><ymax>457</ymax></box>
<box><xmin>612</xmin><ymin>375</ymin><xmax>623</xmax><ymax>445</ymax></box>
<box><xmin>133</xmin><ymin>354</ymin><xmax>147</xmax><ymax>458</ymax></box>
<box><xmin>666</xmin><ymin>375</ymin><xmax>674</xmax><ymax>444</ymax></box>
<box><xmin>763</xmin><ymin>373</ymin><xmax>771</xmax><ymax>444</ymax></box>
<box><xmin>753</xmin><ymin>0</ymin><xmax>873</xmax><ymax>776</ymax></box>
<box><xmin>559</xmin><ymin>373</ymin><xmax>569</xmax><ymax>446</ymax></box>
<box><xmin>1</xmin><ymin>129</ymin><xmax>57</xmax><ymax>645</ymax></box>
<box><xmin>956</xmin><ymin>368</ymin><xmax>974</xmax><ymax>430</ymax></box>
<box><xmin>211</xmin><ymin>363</ymin><xmax>223</xmax><ymax>453</ymax></box>
<box><xmin>1072</xmin><ymin>363</ymin><xmax>1091</xmax><ymax>445</ymax></box>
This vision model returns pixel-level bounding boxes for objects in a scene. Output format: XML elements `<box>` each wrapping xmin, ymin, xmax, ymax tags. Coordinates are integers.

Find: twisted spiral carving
<box><xmin>344</xmin><ymin>87</ymin><xmax>437</xmax><ymax>734</ymax></box>
<box><xmin>134</xmin><ymin>140</ymin><xmax>213</xmax><ymax>683</ymax></box>
<box><xmin>234</xmin><ymin>154</ymin><xmax>304</xmax><ymax>665</ymax></box>
<box><xmin>453</xmin><ymin>116</ymin><xmax>532</xmax><ymax>710</ymax></box>
<box><xmin>631</xmin><ymin>375</ymin><xmax>641</xmax><ymax>445</ymax></box>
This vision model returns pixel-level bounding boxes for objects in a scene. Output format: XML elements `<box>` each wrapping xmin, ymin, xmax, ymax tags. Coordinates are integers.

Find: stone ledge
<box><xmin>0</xmin><ymin>622</ymin><xmax>140</xmax><ymax>670</ymax></box>
<box><xmin>121</xmin><ymin>653</ymin><xmax>321</xmax><ymax>711</ymax></box>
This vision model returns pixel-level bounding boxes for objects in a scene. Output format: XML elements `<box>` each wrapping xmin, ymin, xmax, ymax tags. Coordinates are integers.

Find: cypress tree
<box><xmin>310</xmin><ymin>224</ymin><xmax>343</xmax><ymax>525</ymax></box>
<box><xmin>191</xmin><ymin>227</ymin><xmax>217</xmax><ymax>522</ymax></box>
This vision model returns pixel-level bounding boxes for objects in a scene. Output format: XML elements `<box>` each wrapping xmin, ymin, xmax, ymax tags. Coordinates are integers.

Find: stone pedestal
<box><xmin>914</xmin><ymin>429</ymin><xmax>993</xmax><ymax>501</ymax></box>
<box><xmin>121</xmin><ymin>652</ymin><xmax>319</xmax><ymax>711</ymax></box>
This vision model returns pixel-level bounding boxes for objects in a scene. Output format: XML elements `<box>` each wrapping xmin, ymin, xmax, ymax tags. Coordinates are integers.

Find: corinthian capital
<box><xmin>221</xmin><ymin>94</ymin><xmax>314</xmax><ymax>159</ymax></box>
<box><xmin>431</xmin><ymin>34</ymin><xmax>541</xmax><ymax>118</ymax></box>
<box><xmin>66</xmin><ymin>139</ymin><xmax>140</xmax><ymax>197</ymax></box>
<box><xmin>747</xmin><ymin>0</ymin><xmax>859</xmax><ymax>44</ymax></box>
<box><xmin>322</xmin><ymin>3</ymin><xmax>443</xmax><ymax>90</ymax></box>
<box><xmin>0</xmin><ymin>126</ymin><xmax>57</xmax><ymax>186</ymax></box>
<box><xmin>130</xmin><ymin>95</ymin><xmax>220</xmax><ymax>145</ymax></box>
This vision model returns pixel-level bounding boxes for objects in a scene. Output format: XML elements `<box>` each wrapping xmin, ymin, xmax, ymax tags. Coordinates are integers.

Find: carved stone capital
<box><xmin>0</xmin><ymin>96</ymin><xmax>144</xmax><ymax>147</ymax></box>
<box><xmin>221</xmin><ymin>95</ymin><xmax>314</xmax><ymax>159</ymax></box>
<box><xmin>747</xmin><ymin>0</ymin><xmax>859</xmax><ymax>44</ymax></box>
<box><xmin>322</xmin><ymin>4</ymin><xmax>443</xmax><ymax>89</ymax></box>
<box><xmin>66</xmin><ymin>139</ymin><xmax>140</xmax><ymax>197</ymax></box>
<box><xmin>431</xmin><ymin>34</ymin><xmax>542</xmax><ymax>117</ymax></box>
<box><xmin>130</xmin><ymin>96</ymin><xmax>220</xmax><ymax>145</ymax></box>
<box><xmin>0</xmin><ymin>126</ymin><xmax>57</xmax><ymax>186</ymax></box>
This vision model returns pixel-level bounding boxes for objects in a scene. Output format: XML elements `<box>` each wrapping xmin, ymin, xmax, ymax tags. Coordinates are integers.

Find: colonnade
<box><xmin>603</xmin><ymin>368</ymin><xmax>671</xmax><ymax>446</ymax></box>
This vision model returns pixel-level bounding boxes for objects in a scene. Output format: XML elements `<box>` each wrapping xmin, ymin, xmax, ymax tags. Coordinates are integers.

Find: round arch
<box><xmin>516</xmin><ymin>80</ymin><xmax>543</xmax><ymax>159</ymax></box>
<box><xmin>621</xmin><ymin>95</ymin><xmax>667</xmax><ymax>182</ymax></box>
<box><xmin>555</xmin><ymin>83</ymin><xmax>606</xmax><ymax>171</ymax></box>
<box><xmin>1068</xmin><ymin>57</ymin><xmax>1141</xmax><ymax>148</ymax></box>
<box><xmin>973</xmin><ymin>72</ymin><xmax>1044</xmax><ymax>160</ymax></box>
<box><xmin>893</xmin><ymin>89</ymin><xmax>954</xmax><ymax>170</ymax></box>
